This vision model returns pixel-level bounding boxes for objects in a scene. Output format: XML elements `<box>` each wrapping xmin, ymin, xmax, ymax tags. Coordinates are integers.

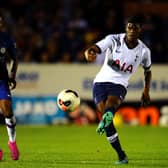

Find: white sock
<box><xmin>5</xmin><ymin>116</ymin><xmax>16</xmax><ymax>142</ymax></box>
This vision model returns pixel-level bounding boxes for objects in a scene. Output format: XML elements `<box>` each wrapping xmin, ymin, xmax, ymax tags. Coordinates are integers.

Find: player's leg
<box><xmin>104</xmin><ymin>96</ymin><xmax>128</xmax><ymax>164</ymax></box>
<box><xmin>96</xmin><ymin>95</ymin><xmax>121</xmax><ymax>134</ymax></box>
<box><xmin>105</xmin><ymin>121</ymin><xmax>128</xmax><ymax>164</ymax></box>
<box><xmin>93</xmin><ymin>82</ymin><xmax>128</xmax><ymax>164</ymax></box>
<box><xmin>96</xmin><ymin>98</ymin><xmax>128</xmax><ymax>164</ymax></box>
<box><xmin>0</xmin><ymin>99</ymin><xmax>19</xmax><ymax>160</ymax></box>
<box><xmin>93</xmin><ymin>83</ymin><xmax>107</xmax><ymax>134</ymax></box>
<box><xmin>104</xmin><ymin>84</ymin><xmax>128</xmax><ymax>164</ymax></box>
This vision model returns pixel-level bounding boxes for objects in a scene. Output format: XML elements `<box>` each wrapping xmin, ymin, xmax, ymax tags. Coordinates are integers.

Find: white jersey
<box><xmin>93</xmin><ymin>33</ymin><xmax>151</xmax><ymax>88</ymax></box>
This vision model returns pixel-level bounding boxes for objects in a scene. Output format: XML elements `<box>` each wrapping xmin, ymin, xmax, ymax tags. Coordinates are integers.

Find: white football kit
<box><xmin>93</xmin><ymin>33</ymin><xmax>151</xmax><ymax>88</ymax></box>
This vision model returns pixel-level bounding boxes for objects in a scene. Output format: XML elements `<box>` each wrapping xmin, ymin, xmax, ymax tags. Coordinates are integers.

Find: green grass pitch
<box><xmin>0</xmin><ymin>125</ymin><xmax>168</xmax><ymax>168</ymax></box>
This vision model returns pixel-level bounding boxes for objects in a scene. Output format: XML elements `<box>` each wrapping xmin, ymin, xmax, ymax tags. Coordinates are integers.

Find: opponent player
<box><xmin>0</xmin><ymin>13</ymin><xmax>19</xmax><ymax>160</ymax></box>
<box><xmin>84</xmin><ymin>16</ymin><xmax>152</xmax><ymax>164</ymax></box>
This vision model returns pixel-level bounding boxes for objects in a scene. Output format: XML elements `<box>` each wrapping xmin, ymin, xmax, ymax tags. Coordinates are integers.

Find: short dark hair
<box><xmin>126</xmin><ymin>15</ymin><xmax>144</xmax><ymax>26</ymax></box>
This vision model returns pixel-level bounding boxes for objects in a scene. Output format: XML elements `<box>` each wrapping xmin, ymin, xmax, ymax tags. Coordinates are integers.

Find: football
<box><xmin>57</xmin><ymin>89</ymin><xmax>80</xmax><ymax>112</ymax></box>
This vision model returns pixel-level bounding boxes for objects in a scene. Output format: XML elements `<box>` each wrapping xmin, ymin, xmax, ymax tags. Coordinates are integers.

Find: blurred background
<box><xmin>0</xmin><ymin>0</ymin><xmax>168</xmax><ymax>127</ymax></box>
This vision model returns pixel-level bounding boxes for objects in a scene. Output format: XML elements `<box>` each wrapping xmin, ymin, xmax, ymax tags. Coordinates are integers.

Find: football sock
<box><xmin>107</xmin><ymin>134</ymin><xmax>126</xmax><ymax>160</ymax></box>
<box><xmin>5</xmin><ymin>116</ymin><xmax>16</xmax><ymax>142</ymax></box>
<box><xmin>104</xmin><ymin>109</ymin><xmax>126</xmax><ymax>160</ymax></box>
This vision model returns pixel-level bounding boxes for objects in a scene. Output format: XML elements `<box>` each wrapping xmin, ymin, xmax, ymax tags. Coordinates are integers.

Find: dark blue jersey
<box><xmin>0</xmin><ymin>31</ymin><xmax>17</xmax><ymax>80</ymax></box>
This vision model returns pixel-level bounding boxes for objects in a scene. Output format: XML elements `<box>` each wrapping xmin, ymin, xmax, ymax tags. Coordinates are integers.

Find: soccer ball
<box><xmin>57</xmin><ymin>89</ymin><xmax>80</xmax><ymax>112</ymax></box>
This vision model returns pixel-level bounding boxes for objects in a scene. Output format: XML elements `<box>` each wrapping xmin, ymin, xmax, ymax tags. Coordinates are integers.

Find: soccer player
<box><xmin>84</xmin><ymin>15</ymin><xmax>152</xmax><ymax>164</ymax></box>
<box><xmin>0</xmin><ymin>13</ymin><xmax>19</xmax><ymax>160</ymax></box>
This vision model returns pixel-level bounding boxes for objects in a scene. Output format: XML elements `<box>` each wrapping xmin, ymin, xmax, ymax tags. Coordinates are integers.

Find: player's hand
<box><xmin>84</xmin><ymin>49</ymin><xmax>97</xmax><ymax>62</ymax></box>
<box><xmin>8</xmin><ymin>78</ymin><xmax>17</xmax><ymax>90</ymax></box>
<box><xmin>96</xmin><ymin>112</ymin><xmax>113</xmax><ymax>135</ymax></box>
<box><xmin>141</xmin><ymin>91</ymin><xmax>150</xmax><ymax>107</ymax></box>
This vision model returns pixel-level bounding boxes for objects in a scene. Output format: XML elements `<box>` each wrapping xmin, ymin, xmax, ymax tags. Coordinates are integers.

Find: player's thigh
<box><xmin>105</xmin><ymin>83</ymin><xmax>127</xmax><ymax>109</ymax></box>
<box><xmin>97</xmin><ymin>101</ymin><xmax>105</xmax><ymax>114</ymax></box>
<box><xmin>0</xmin><ymin>99</ymin><xmax>13</xmax><ymax>116</ymax></box>
<box><xmin>93</xmin><ymin>83</ymin><xmax>106</xmax><ymax>113</ymax></box>
<box><xmin>105</xmin><ymin>95</ymin><xmax>122</xmax><ymax>109</ymax></box>
<box><xmin>0</xmin><ymin>80</ymin><xmax>13</xmax><ymax>115</ymax></box>
<box><xmin>93</xmin><ymin>82</ymin><xmax>107</xmax><ymax>104</ymax></box>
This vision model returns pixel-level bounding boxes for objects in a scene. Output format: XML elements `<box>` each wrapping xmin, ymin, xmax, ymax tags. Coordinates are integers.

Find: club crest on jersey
<box><xmin>116</xmin><ymin>49</ymin><xmax>121</xmax><ymax>53</ymax></box>
<box><xmin>0</xmin><ymin>47</ymin><xmax>6</xmax><ymax>54</ymax></box>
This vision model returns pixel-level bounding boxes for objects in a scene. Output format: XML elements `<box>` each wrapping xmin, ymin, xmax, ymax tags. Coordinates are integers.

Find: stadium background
<box><xmin>0</xmin><ymin>0</ymin><xmax>168</xmax><ymax>126</ymax></box>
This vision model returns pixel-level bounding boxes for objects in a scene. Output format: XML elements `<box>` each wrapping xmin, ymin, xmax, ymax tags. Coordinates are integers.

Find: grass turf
<box><xmin>0</xmin><ymin>125</ymin><xmax>168</xmax><ymax>168</ymax></box>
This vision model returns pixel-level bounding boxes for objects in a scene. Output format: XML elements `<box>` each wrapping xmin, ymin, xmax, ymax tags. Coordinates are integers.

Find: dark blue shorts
<box><xmin>93</xmin><ymin>82</ymin><xmax>127</xmax><ymax>105</ymax></box>
<box><xmin>0</xmin><ymin>80</ymin><xmax>11</xmax><ymax>100</ymax></box>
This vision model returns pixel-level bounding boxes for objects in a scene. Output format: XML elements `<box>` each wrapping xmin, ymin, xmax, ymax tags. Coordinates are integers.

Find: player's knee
<box><xmin>106</xmin><ymin>96</ymin><xmax>121</xmax><ymax>109</ymax></box>
<box><xmin>105</xmin><ymin>106</ymin><xmax>116</xmax><ymax>114</ymax></box>
<box><xmin>3</xmin><ymin>111</ymin><xmax>13</xmax><ymax>118</ymax></box>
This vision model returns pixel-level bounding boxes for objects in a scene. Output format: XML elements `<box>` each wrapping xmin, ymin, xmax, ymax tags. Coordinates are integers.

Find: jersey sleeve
<box><xmin>95</xmin><ymin>35</ymin><xmax>115</xmax><ymax>53</ymax></box>
<box><xmin>141</xmin><ymin>47</ymin><xmax>151</xmax><ymax>68</ymax></box>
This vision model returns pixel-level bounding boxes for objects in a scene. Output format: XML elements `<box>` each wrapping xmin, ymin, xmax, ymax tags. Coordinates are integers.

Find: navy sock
<box><xmin>111</xmin><ymin>137</ymin><xmax>126</xmax><ymax>160</ymax></box>
<box><xmin>106</xmin><ymin>122</ymin><xmax>126</xmax><ymax>160</ymax></box>
<box><xmin>105</xmin><ymin>107</ymin><xmax>115</xmax><ymax>115</ymax></box>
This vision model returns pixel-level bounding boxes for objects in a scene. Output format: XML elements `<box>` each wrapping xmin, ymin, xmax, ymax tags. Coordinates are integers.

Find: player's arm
<box><xmin>9</xmin><ymin>56</ymin><xmax>18</xmax><ymax>90</ymax></box>
<box><xmin>84</xmin><ymin>45</ymin><xmax>101</xmax><ymax>62</ymax></box>
<box><xmin>141</xmin><ymin>66</ymin><xmax>152</xmax><ymax>106</ymax></box>
<box><xmin>8</xmin><ymin>39</ymin><xmax>18</xmax><ymax>90</ymax></box>
<box><xmin>10</xmin><ymin>56</ymin><xmax>18</xmax><ymax>80</ymax></box>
